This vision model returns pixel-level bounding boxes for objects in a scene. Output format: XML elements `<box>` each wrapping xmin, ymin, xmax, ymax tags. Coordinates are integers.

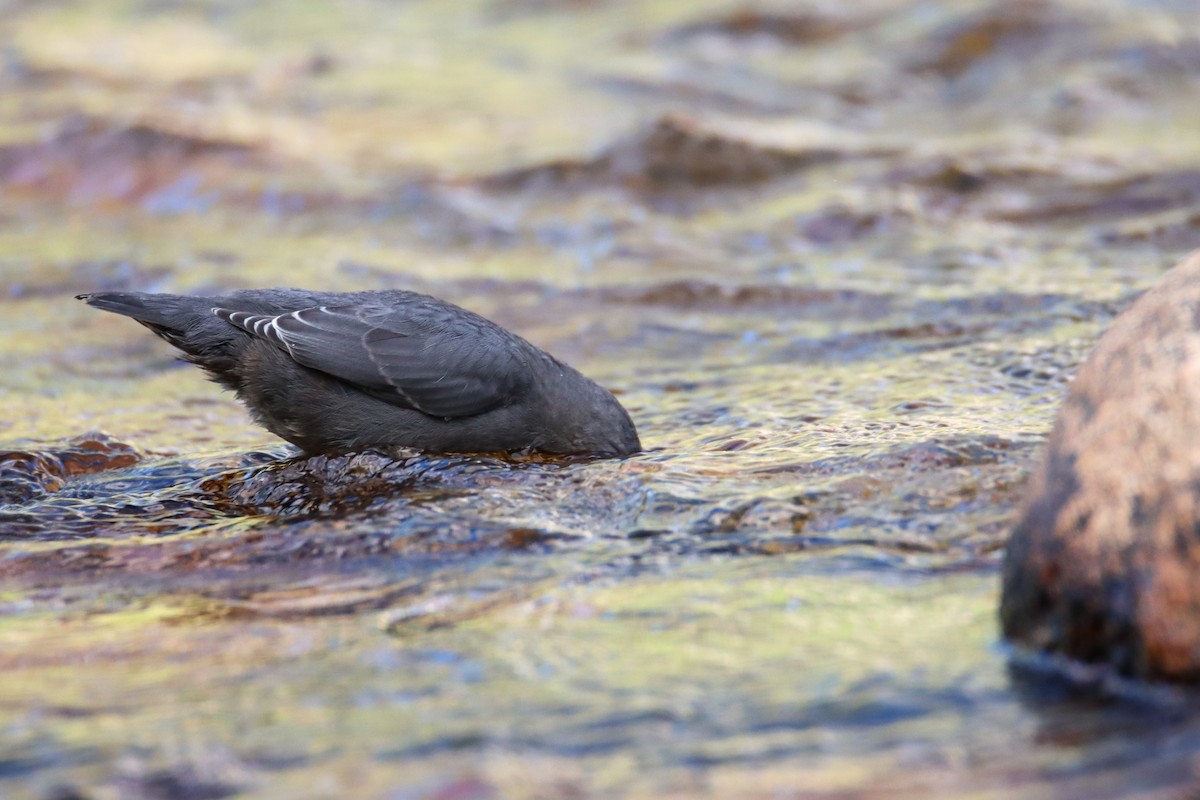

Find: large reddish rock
<box><xmin>1002</xmin><ymin>250</ymin><xmax>1200</xmax><ymax>681</ymax></box>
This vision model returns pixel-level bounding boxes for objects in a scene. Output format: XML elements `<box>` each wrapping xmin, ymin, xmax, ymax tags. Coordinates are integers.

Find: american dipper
<box><xmin>76</xmin><ymin>289</ymin><xmax>641</xmax><ymax>456</ymax></box>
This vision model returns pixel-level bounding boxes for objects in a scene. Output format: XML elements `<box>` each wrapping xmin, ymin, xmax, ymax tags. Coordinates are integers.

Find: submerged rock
<box><xmin>0</xmin><ymin>432</ymin><xmax>141</xmax><ymax>505</ymax></box>
<box><xmin>482</xmin><ymin>113</ymin><xmax>891</xmax><ymax>192</ymax></box>
<box><xmin>662</xmin><ymin>7</ymin><xmax>858</xmax><ymax>46</ymax></box>
<box><xmin>1001</xmin><ymin>250</ymin><xmax>1200</xmax><ymax>681</ymax></box>
<box><xmin>0</xmin><ymin>115</ymin><xmax>255</xmax><ymax>205</ymax></box>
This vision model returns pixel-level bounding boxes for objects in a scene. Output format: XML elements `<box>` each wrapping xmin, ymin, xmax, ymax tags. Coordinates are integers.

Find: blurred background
<box><xmin>3</xmin><ymin>0</ymin><xmax>1200</xmax><ymax>798</ymax></box>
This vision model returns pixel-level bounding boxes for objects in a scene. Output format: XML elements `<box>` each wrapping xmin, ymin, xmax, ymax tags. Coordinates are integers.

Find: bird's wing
<box><xmin>213</xmin><ymin>303</ymin><xmax>531</xmax><ymax>418</ymax></box>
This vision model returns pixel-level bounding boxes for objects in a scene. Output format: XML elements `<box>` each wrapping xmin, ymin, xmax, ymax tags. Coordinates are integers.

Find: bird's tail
<box><xmin>75</xmin><ymin>292</ymin><xmax>187</xmax><ymax>327</ymax></box>
<box><xmin>76</xmin><ymin>291</ymin><xmax>238</xmax><ymax>379</ymax></box>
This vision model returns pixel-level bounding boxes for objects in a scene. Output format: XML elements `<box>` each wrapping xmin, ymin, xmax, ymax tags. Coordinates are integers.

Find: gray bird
<box><xmin>76</xmin><ymin>289</ymin><xmax>641</xmax><ymax>457</ymax></box>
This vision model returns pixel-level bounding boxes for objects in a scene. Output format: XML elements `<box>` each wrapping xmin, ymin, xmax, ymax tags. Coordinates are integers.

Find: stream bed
<box><xmin>2</xmin><ymin>1</ymin><xmax>1200</xmax><ymax>797</ymax></box>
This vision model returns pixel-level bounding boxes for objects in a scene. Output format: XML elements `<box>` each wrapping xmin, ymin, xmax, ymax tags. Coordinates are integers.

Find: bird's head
<box><xmin>539</xmin><ymin>370</ymin><xmax>641</xmax><ymax>457</ymax></box>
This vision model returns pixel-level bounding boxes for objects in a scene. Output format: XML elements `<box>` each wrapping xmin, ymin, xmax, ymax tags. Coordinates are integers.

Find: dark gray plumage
<box><xmin>76</xmin><ymin>288</ymin><xmax>641</xmax><ymax>457</ymax></box>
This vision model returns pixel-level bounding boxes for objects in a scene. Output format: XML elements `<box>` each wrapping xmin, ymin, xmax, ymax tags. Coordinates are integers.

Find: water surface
<box><xmin>2</xmin><ymin>0</ymin><xmax>1199</xmax><ymax>797</ymax></box>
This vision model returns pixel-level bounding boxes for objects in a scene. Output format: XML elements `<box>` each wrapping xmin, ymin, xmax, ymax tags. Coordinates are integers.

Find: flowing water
<box><xmin>2</xmin><ymin>0</ymin><xmax>1200</xmax><ymax>797</ymax></box>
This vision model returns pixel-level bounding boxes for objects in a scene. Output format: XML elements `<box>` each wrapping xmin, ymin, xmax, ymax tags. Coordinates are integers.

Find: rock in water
<box><xmin>1002</xmin><ymin>250</ymin><xmax>1200</xmax><ymax>681</ymax></box>
<box><xmin>77</xmin><ymin>288</ymin><xmax>641</xmax><ymax>457</ymax></box>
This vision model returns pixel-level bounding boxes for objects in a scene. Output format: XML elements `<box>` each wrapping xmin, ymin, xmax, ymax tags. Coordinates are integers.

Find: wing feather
<box><xmin>213</xmin><ymin>303</ymin><xmax>529</xmax><ymax>418</ymax></box>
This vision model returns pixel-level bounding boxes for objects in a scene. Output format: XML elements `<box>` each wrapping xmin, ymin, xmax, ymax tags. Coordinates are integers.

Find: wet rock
<box><xmin>0</xmin><ymin>450</ymin><xmax>281</xmax><ymax>542</ymax></box>
<box><xmin>908</xmin><ymin>161</ymin><xmax>993</xmax><ymax>194</ymax></box>
<box><xmin>0</xmin><ymin>116</ymin><xmax>255</xmax><ymax>205</ymax></box>
<box><xmin>482</xmin><ymin>114</ymin><xmax>888</xmax><ymax>192</ymax></box>
<box><xmin>214</xmin><ymin>450</ymin><xmax>537</xmax><ymax>518</ymax></box>
<box><xmin>664</xmin><ymin>8</ymin><xmax>856</xmax><ymax>46</ymax></box>
<box><xmin>0</xmin><ymin>433</ymin><xmax>141</xmax><ymax>505</ymax></box>
<box><xmin>1002</xmin><ymin>250</ymin><xmax>1200</xmax><ymax>681</ymax></box>
<box><xmin>990</xmin><ymin>170</ymin><xmax>1200</xmax><ymax>225</ymax></box>
<box><xmin>0</xmin><ymin>445</ymin><xmax>640</xmax><ymax>577</ymax></box>
<box><xmin>609</xmin><ymin>115</ymin><xmax>842</xmax><ymax>188</ymax></box>
<box><xmin>211</xmin><ymin>450</ymin><xmax>405</xmax><ymax>517</ymax></box>
<box><xmin>594</xmin><ymin>279</ymin><xmax>884</xmax><ymax>313</ymax></box>
<box><xmin>889</xmin><ymin>154</ymin><xmax>1200</xmax><ymax>225</ymax></box>
<box><xmin>909</xmin><ymin>0</ymin><xmax>1072</xmax><ymax>79</ymax></box>
<box><xmin>217</xmin><ymin>450</ymin><xmax>644</xmax><ymax>536</ymax></box>
<box><xmin>883</xmin><ymin>156</ymin><xmax>1066</xmax><ymax>219</ymax></box>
